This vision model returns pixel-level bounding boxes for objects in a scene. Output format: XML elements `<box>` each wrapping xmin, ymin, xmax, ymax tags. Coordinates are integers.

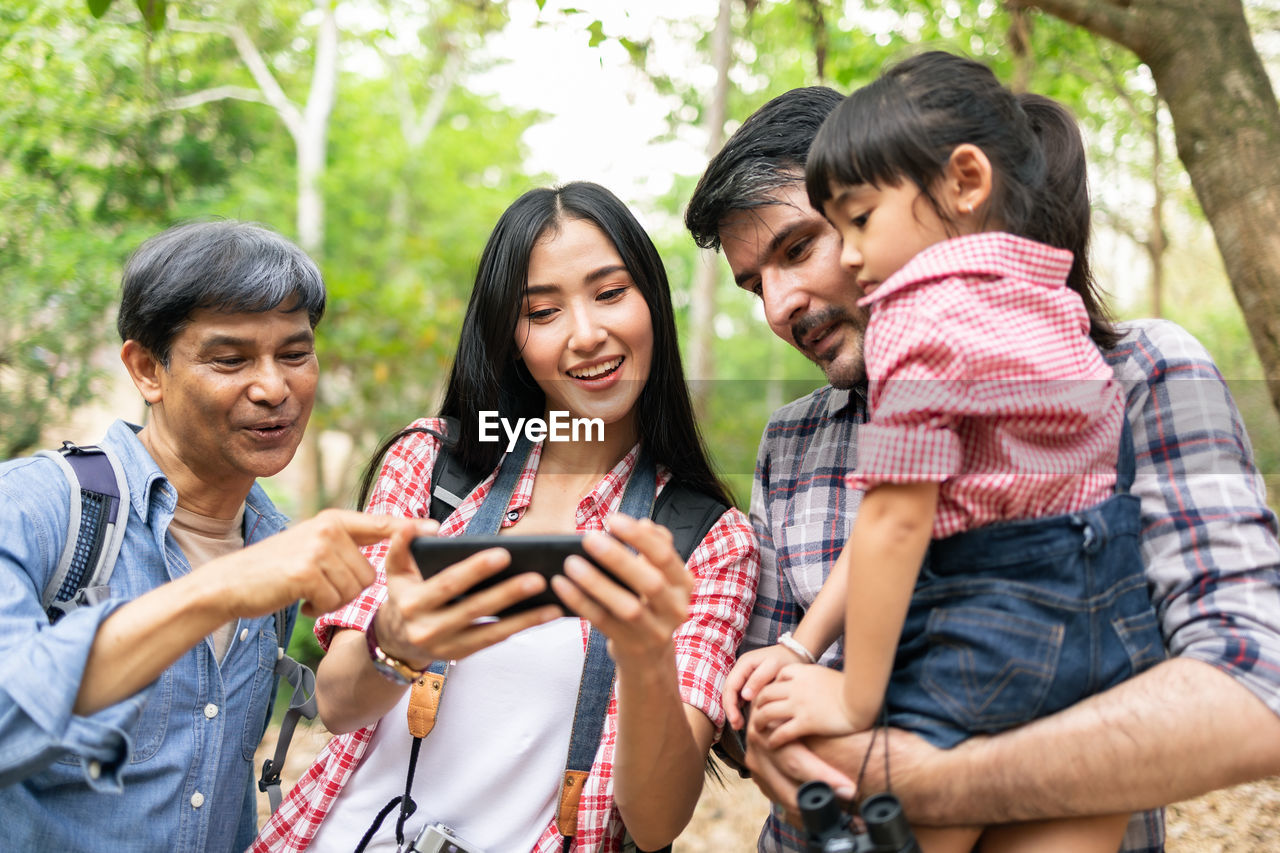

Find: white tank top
<box><xmin>311</xmin><ymin>617</ymin><xmax>586</xmax><ymax>852</ymax></box>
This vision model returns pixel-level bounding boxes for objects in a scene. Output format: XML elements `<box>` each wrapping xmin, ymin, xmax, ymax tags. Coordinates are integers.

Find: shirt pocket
<box><xmin>127</xmin><ymin>667</ymin><xmax>174</xmax><ymax>763</ymax></box>
<box><xmin>777</xmin><ymin>519</ymin><xmax>850</xmax><ymax>610</ymax></box>
<box><xmin>241</xmin><ymin>621</ymin><xmax>281</xmax><ymax>760</ymax></box>
<box><xmin>48</xmin><ymin>667</ymin><xmax>173</xmax><ymax>770</ymax></box>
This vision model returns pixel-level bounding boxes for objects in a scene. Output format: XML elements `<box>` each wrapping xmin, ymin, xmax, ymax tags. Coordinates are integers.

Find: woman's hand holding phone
<box><xmin>375</xmin><ymin>521</ymin><xmax>564</xmax><ymax>668</ymax></box>
<box><xmin>550</xmin><ymin>513</ymin><xmax>694</xmax><ymax>667</ymax></box>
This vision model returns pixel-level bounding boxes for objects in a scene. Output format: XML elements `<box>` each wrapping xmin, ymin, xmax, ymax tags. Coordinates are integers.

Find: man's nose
<box><xmin>761</xmin><ymin>268</ymin><xmax>808</xmax><ymax>333</ymax></box>
<box><xmin>247</xmin><ymin>362</ymin><xmax>288</xmax><ymax>405</ymax></box>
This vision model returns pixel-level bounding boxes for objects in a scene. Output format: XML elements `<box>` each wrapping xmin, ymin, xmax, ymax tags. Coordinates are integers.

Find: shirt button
<box><xmin>190</xmin><ymin>791</ymin><xmax>205</xmax><ymax>808</ymax></box>
<box><xmin>506</xmin><ymin>510</ymin><xmax>519</xmax><ymax>521</ymax></box>
<box><xmin>88</xmin><ymin>760</ymin><xmax>101</xmax><ymax>780</ymax></box>
<box><xmin>239</xmin><ymin>628</ymin><xmax>250</xmax><ymax>642</ymax></box>
<box><xmin>204</xmin><ymin>703</ymin><xmax>219</xmax><ymax>719</ymax></box>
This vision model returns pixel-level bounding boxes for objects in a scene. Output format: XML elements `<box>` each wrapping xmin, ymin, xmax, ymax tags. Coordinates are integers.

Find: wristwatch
<box><xmin>365</xmin><ymin>609</ymin><xmax>427</xmax><ymax>686</ymax></box>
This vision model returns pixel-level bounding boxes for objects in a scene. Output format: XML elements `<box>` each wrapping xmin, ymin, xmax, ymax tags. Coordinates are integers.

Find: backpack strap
<box><xmin>429</xmin><ymin>432</ymin><xmax>727</xmax><ymax>562</ymax></box>
<box><xmin>258</xmin><ymin>608</ymin><xmax>319</xmax><ymax>813</ymax></box>
<box><xmin>37</xmin><ymin>442</ymin><xmax>130</xmax><ymax>623</ymax></box>
<box><xmin>650</xmin><ymin>480</ymin><xmax>728</xmax><ymax>565</ymax></box>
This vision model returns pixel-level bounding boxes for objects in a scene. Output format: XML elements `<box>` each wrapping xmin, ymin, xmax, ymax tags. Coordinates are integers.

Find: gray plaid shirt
<box><xmin>746</xmin><ymin>319</ymin><xmax>1280</xmax><ymax>853</ymax></box>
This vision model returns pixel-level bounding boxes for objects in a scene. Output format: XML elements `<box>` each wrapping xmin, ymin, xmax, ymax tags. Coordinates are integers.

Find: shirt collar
<box><xmin>103</xmin><ymin>419</ymin><xmax>287</xmax><ymax>533</ymax></box>
<box><xmin>823</xmin><ymin>383</ymin><xmax>869</xmax><ymax>421</ymax></box>
<box><xmin>859</xmin><ymin>232</ymin><xmax>1074</xmax><ymax>308</ymax></box>
<box><xmin>503</xmin><ymin>440</ymin><xmax>644</xmax><ymax>528</ymax></box>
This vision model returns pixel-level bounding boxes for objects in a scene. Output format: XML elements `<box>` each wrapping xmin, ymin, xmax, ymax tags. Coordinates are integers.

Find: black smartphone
<box><xmin>409</xmin><ymin>534</ymin><xmax>627</xmax><ymax>618</ymax></box>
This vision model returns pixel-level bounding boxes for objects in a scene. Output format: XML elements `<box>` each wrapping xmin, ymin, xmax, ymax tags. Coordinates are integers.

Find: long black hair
<box><xmin>358</xmin><ymin>182</ymin><xmax>733</xmax><ymax>510</ymax></box>
<box><xmin>806</xmin><ymin>51</ymin><xmax>1118</xmax><ymax>348</ymax></box>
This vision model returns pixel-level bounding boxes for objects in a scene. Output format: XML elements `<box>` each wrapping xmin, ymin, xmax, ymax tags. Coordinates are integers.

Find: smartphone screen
<box><xmin>410</xmin><ymin>534</ymin><xmax>625</xmax><ymax>618</ymax></box>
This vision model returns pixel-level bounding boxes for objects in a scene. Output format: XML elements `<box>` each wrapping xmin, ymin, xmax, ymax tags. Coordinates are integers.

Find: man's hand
<box><xmin>744</xmin><ymin>720</ymin><xmax>855</xmax><ymax>823</ymax></box>
<box><xmin>75</xmin><ymin>509</ymin><xmax>417</xmax><ymax>717</ymax></box>
<box><xmin>213</xmin><ymin>509</ymin><xmax>418</xmax><ymax>619</ymax></box>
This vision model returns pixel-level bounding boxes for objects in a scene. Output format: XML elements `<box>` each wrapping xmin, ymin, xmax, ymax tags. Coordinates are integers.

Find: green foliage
<box><xmin>286</xmin><ymin>613</ymin><xmax>324</xmax><ymax>671</ymax></box>
<box><xmin>1</xmin><ymin>0</ymin><xmax>263</xmax><ymax>459</ymax></box>
<box><xmin>312</xmin><ymin>81</ymin><xmax>543</xmax><ymax>468</ymax></box>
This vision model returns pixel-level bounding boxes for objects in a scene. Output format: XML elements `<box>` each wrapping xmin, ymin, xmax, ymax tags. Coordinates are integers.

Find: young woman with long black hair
<box><xmin>253</xmin><ymin>182</ymin><xmax>759</xmax><ymax>853</ymax></box>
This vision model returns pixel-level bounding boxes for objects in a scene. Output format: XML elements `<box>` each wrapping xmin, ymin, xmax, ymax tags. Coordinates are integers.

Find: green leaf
<box><xmin>535</xmin><ymin>0</ymin><xmax>546</xmax><ymax>9</ymax></box>
<box><xmin>86</xmin><ymin>0</ymin><xmax>114</xmax><ymax>18</ymax></box>
<box><xmin>618</xmin><ymin>36</ymin><xmax>647</xmax><ymax>64</ymax></box>
<box><xmin>134</xmin><ymin>0</ymin><xmax>165</xmax><ymax>31</ymax></box>
<box><xmin>586</xmin><ymin>19</ymin><xmax>605</xmax><ymax>48</ymax></box>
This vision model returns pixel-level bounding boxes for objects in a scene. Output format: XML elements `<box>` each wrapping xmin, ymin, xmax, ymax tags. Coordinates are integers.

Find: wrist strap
<box><xmin>777</xmin><ymin>631</ymin><xmax>817</xmax><ymax>664</ymax></box>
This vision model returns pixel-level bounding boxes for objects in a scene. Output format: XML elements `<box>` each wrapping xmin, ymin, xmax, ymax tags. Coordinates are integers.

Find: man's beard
<box><xmin>791</xmin><ymin>306</ymin><xmax>865</xmax><ymax>389</ymax></box>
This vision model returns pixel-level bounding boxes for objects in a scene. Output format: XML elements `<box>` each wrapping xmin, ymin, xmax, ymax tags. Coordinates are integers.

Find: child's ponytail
<box><xmin>1019</xmin><ymin>93</ymin><xmax>1119</xmax><ymax>349</ymax></box>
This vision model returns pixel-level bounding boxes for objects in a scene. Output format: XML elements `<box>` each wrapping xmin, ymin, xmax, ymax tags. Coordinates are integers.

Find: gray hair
<box><xmin>117</xmin><ymin>220</ymin><xmax>325</xmax><ymax>365</ymax></box>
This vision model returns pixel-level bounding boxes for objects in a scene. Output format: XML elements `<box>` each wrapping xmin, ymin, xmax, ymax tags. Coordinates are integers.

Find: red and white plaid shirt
<box><xmin>849</xmin><ymin>232</ymin><xmax>1125</xmax><ymax>539</ymax></box>
<box><xmin>252</xmin><ymin>419</ymin><xmax>759</xmax><ymax>852</ymax></box>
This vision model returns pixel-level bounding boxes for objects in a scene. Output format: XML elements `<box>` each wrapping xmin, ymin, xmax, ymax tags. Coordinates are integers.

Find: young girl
<box><xmin>730</xmin><ymin>52</ymin><xmax>1164</xmax><ymax>852</ymax></box>
<box><xmin>254</xmin><ymin>182</ymin><xmax>759</xmax><ymax>852</ymax></box>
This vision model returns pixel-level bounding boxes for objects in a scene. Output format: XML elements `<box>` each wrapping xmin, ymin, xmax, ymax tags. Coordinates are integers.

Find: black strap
<box><xmin>353</xmin><ymin>735</ymin><xmax>422</xmax><ymax>853</ymax></box>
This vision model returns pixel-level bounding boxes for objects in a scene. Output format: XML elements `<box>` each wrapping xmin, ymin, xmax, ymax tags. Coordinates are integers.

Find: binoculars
<box><xmin>798</xmin><ymin>780</ymin><xmax>921</xmax><ymax>853</ymax></box>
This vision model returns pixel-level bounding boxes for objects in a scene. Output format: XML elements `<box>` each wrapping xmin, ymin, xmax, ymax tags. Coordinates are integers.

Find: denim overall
<box><xmin>885</xmin><ymin>422</ymin><xmax>1166</xmax><ymax>749</ymax></box>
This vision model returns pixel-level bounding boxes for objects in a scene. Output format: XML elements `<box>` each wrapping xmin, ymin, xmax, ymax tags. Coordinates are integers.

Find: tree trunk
<box><xmin>688</xmin><ymin>0</ymin><xmax>733</xmax><ymax>414</ymax></box>
<box><xmin>1147</xmin><ymin>100</ymin><xmax>1167</xmax><ymax>318</ymax></box>
<box><xmin>1024</xmin><ymin>0</ymin><xmax>1280</xmax><ymax>415</ymax></box>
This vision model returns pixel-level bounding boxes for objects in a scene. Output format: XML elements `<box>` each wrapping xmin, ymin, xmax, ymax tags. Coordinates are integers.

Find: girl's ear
<box><xmin>120</xmin><ymin>340</ymin><xmax>165</xmax><ymax>405</ymax></box>
<box><xmin>946</xmin><ymin>144</ymin><xmax>993</xmax><ymax>225</ymax></box>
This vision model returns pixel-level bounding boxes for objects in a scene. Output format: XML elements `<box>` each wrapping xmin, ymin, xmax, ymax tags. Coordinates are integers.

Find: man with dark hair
<box><xmin>0</xmin><ymin>220</ymin><xmax>418</xmax><ymax>851</ymax></box>
<box><xmin>687</xmin><ymin>88</ymin><xmax>1280</xmax><ymax>852</ymax></box>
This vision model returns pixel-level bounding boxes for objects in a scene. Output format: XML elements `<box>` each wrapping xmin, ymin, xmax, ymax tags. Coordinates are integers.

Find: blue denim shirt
<box><xmin>0</xmin><ymin>420</ymin><xmax>294</xmax><ymax>852</ymax></box>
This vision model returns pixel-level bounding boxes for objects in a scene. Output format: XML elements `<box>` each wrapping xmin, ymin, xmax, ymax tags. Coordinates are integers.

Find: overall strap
<box><xmin>556</xmin><ymin>451</ymin><xmax>655</xmax><ymax>845</ymax></box>
<box><xmin>1115</xmin><ymin>416</ymin><xmax>1136</xmax><ymax>495</ymax></box>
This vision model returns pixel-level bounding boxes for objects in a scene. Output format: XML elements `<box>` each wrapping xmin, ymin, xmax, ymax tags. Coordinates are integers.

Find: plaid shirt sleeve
<box><xmin>1109</xmin><ymin>321</ymin><xmax>1280</xmax><ymax>712</ymax></box>
<box><xmin>1110</xmin><ymin>320</ymin><xmax>1280</xmax><ymax>853</ymax></box>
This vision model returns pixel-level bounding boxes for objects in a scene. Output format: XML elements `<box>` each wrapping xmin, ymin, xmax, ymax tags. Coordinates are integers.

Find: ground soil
<box><xmin>254</xmin><ymin>723</ymin><xmax>1280</xmax><ymax>850</ymax></box>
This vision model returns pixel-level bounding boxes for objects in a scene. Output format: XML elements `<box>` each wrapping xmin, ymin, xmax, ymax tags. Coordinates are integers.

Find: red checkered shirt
<box><xmin>850</xmin><ymin>232</ymin><xmax>1126</xmax><ymax>538</ymax></box>
<box><xmin>252</xmin><ymin>418</ymin><xmax>759</xmax><ymax>852</ymax></box>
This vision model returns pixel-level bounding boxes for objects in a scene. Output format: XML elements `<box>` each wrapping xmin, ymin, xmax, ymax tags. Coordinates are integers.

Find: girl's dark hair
<box><xmin>806</xmin><ymin>51</ymin><xmax>1118</xmax><ymax>348</ymax></box>
<box><xmin>358</xmin><ymin>182</ymin><xmax>733</xmax><ymax>510</ymax></box>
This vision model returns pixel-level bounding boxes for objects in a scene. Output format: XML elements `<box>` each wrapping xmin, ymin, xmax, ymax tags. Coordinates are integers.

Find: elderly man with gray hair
<box><xmin>0</xmin><ymin>220</ymin><xmax>420</xmax><ymax>851</ymax></box>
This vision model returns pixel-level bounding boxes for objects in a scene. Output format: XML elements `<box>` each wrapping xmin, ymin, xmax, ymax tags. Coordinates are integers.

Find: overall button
<box><xmin>506</xmin><ymin>510</ymin><xmax>519</xmax><ymax>522</ymax></box>
<box><xmin>190</xmin><ymin>791</ymin><xmax>205</xmax><ymax>808</ymax></box>
<box><xmin>239</xmin><ymin>628</ymin><xmax>250</xmax><ymax>642</ymax></box>
<box><xmin>204</xmin><ymin>703</ymin><xmax>219</xmax><ymax>719</ymax></box>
